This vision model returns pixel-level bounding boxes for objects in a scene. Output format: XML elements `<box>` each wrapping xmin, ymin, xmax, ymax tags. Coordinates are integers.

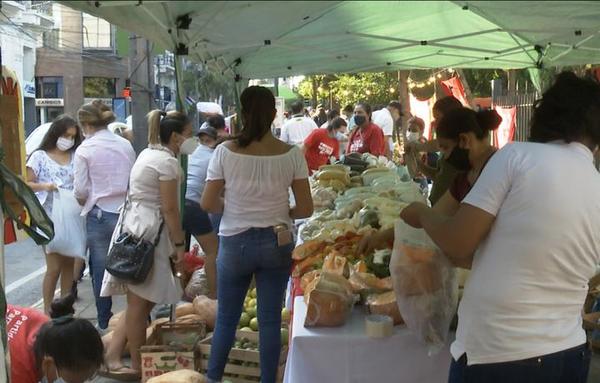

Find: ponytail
<box><xmin>147</xmin><ymin>109</ymin><xmax>190</xmax><ymax>145</ymax></box>
<box><xmin>34</xmin><ymin>295</ymin><xmax>103</xmax><ymax>372</ymax></box>
<box><xmin>437</xmin><ymin>107</ymin><xmax>500</xmax><ymax>140</ymax></box>
<box><xmin>475</xmin><ymin>109</ymin><xmax>502</xmax><ymax>134</ymax></box>
<box><xmin>147</xmin><ymin>110</ymin><xmax>165</xmax><ymax>145</ymax></box>
<box><xmin>237</xmin><ymin>86</ymin><xmax>276</xmax><ymax>147</ymax></box>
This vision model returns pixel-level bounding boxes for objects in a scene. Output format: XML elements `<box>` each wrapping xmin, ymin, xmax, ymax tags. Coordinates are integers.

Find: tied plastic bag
<box><xmin>390</xmin><ymin>219</ymin><xmax>458</xmax><ymax>355</ymax></box>
<box><xmin>304</xmin><ymin>272</ymin><xmax>355</xmax><ymax>327</ymax></box>
<box><xmin>184</xmin><ymin>268</ymin><xmax>209</xmax><ymax>301</ymax></box>
<box><xmin>46</xmin><ymin>188</ymin><xmax>86</xmax><ymax>258</ymax></box>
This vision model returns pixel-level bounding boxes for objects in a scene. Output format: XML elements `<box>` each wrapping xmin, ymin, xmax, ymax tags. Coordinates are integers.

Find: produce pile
<box><xmin>237</xmin><ymin>287</ymin><xmax>291</xmax><ymax>346</ymax></box>
<box><xmin>295</xmin><ymin>155</ymin><xmax>425</xmax><ymax>328</ymax></box>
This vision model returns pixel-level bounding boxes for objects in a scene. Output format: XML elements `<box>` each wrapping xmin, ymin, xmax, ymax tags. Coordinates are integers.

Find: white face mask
<box><xmin>180</xmin><ymin>137</ymin><xmax>199</xmax><ymax>155</ymax></box>
<box><xmin>56</xmin><ymin>137</ymin><xmax>75</xmax><ymax>151</ymax></box>
<box><xmin>407</xmin><ymin>132</ymin><xmax>421</xmax><ymax>143</ymax></box>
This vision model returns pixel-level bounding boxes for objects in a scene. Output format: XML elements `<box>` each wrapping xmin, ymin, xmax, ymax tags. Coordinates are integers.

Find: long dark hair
<box><xmin>236</xmin><ymin>86</ymin><xmax>276</xmax><ymax>147</ymax></box>
<box><xmin>530</xmin><ymin>71</ymin><xmax>600</xmax><ymax>146</ymax></box>
<box><xmin>33</xmin><ymin>294</ymin><xmax>103</xmax><ymax>374</ymax></box>
<box><xmin>147</xmin><ymin>110</ymin><xmax>191</xmax><ymax>145</ymax></box>
<box><xmin>437</xmin><ymin>107</ymin><xmax>501</xmax><ymax>140</ymax></box>
<box><xmin>37</xmin><ymin>115</ymin><xmax>82</xmax><ymax>153</ymax></box>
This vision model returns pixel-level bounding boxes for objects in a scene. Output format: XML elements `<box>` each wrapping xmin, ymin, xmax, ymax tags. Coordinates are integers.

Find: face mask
<box><xmin>445</xmin><ymin>146</ymin><xmax>471</xmax><ymax>171</ymax></box>
<box><xmin>41</xmin><ymin>366</ymin><xmax>66</xmax><ymax>383</ymax></box>
<box><xmin>56</xmin><ymin>137</ymin><xmax>74</xmax><ymax>151</ymax></box>
<box><xmin>179</xmin><ymin>137</ymin><xmax>199</xmax><ymax>155</ymax></box>
<box><xmin>407</xmin><ymin>132</ymin><xmax>420</xmax><ymax>143</ymax></box>
<box><xmin>354</xmin><ymin>115</ymin><xmax>366</xmax><ymax>126</ymax></box>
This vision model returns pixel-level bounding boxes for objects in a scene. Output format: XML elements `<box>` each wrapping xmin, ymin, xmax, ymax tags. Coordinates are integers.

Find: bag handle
<box><xmin>119</xmin><ymin>180</ymin><xmax>164</xmax><ymax>246</ymax></box>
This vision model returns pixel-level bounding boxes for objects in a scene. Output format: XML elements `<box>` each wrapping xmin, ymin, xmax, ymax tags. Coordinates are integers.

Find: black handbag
<box><xmin>106</xmin><ymin>197</ymin><xmax>164</xmax><ymax>284</ymax></box>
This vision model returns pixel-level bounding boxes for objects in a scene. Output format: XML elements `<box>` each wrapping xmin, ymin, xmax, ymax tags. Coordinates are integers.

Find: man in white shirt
<box><xmin>280</xmin><ymin>101</ymin><xmax>318</xmax><ymax>146</ymax></box>
<box><xmin>372</xmin><ymin>101</ymin><xmax>402</xmax><ymax>158</ymax></box>
<box><xmin>400</xmin><ymin>72</ymin><xmax>599</xmax><ymax>383</ymax></box>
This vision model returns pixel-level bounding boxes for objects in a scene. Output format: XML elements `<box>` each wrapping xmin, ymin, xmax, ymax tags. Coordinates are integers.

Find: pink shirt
<box><xmin>74</xmin><ymin>129</ymin><xmax>136</xmax><ymax>215</ymax></box>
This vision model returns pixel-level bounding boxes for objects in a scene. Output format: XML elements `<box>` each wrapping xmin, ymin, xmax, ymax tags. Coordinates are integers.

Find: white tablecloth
<box><xmin>284</xmin><ymin>296</ymin><xmax>452</xmax><ymax>383</ymax></box>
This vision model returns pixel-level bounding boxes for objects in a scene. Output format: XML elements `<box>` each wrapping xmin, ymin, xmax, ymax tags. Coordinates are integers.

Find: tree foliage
<box><xmin>297</xmin><ymin>72</ymin><xmax>400</xmax><ymax>110</ymax></box>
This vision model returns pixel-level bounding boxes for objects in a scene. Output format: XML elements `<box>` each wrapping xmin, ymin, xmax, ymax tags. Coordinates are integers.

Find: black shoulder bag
<box><xmin>106</xmin><ymin>195</ymin><xmax>164</xmax><ymax>284</ymax></box>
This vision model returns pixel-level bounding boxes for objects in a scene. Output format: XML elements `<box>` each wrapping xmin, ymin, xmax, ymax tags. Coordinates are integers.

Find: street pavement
<box><xmin>4</xmin><ymin>238</ymin><xmax>600</xmax><ymax>383</ymax></box>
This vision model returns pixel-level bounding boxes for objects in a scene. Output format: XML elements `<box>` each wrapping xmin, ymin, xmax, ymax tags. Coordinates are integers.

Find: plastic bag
<box><xmin>390</xmin><ymin>219</ymin><xmax>458</xmax><ymax>355</ymax></box>
<box><xmin>184</xmin><ymin>268</ymin><xmax>209</xmax><ymax>300</ymax></box>
<box><xmin>304</xmin><ymin>272</ymin><xmax>355</xmax><ymax>327</ymax></box>
<box><xmin>46</xmin><ymin>188</ymin><xmax>86</xmax><ymax>258</ymax></box>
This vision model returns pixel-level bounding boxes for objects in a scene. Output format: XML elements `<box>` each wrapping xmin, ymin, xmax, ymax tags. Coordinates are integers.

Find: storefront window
<box><xmin>84</xmin><ymin>77</ymin><xmax>116</xmax><ymax>98</ymax></box>
<box><xmin>35</xmin><ymin>77</ymin><xmax>64</xmax><ymax>98</ymax></box>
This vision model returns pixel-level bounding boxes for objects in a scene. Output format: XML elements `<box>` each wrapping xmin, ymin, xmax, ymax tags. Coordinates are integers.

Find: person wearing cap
<box><xmin>372</xmin><ymin>101</ymin><xmax>402</xmax><ymax>158</ymax></box>
<box><xmin>183</xmin><ymin>126</ymin><xmax>219</xmax><ymax>298</ymax></box>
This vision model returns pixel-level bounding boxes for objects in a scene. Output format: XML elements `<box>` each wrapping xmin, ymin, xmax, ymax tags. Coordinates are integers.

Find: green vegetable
<box><xmin>365</xmin><ymin>252</ymin><xmax>391</xmax><ymax>278</ymax></box>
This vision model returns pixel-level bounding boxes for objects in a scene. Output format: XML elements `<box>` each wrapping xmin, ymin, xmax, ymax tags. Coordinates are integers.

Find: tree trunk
<box><xmin>398</xmin><ymin>70</ymin><xmax>410</xmax><ymax>141</ymax></box>
<box><xmin>310</xmin><ymin>76</ymin><xmax>318</xmax><ymax>107</ymax></box>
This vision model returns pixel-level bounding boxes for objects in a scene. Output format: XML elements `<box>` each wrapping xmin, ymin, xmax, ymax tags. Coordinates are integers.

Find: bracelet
<box><xmin>174</xmin><ymin>241</ymin><xmax>185</xmax><ymax>248</ymax></box>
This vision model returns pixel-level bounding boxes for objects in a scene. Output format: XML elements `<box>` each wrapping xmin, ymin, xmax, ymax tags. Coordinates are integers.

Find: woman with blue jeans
<box><xmin>201</xmin><ymin>86</ymin><xmax>313</xmax><ymax>383</ymax></box>
<box><xmin>74</xmin><ymin>100</ymin><xmax>136</xmax><ymax>330</ymax></box>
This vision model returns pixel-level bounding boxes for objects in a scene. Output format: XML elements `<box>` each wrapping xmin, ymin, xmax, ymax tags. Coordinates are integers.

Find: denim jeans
<box><xmin>86</xmin><ymin>206</ymin><xmax>119</xmax><ymax>329</ymax></box>
<box><xmin>448</xmin><ymin>343</ymin><xmax>591</xmax><ymax>383</ymax></box>
<box><xmin>207</xmin><ymin>228</ymin><xmax>293</xmax><ymax>383</ymax></box>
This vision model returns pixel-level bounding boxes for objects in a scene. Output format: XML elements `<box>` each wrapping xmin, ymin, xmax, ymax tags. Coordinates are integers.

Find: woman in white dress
<box><xmin>26</xmin><ymin>115</ymin><xmax>83</xmax><ymax>314</ymax></box>
<box><xmin>100</xmin><ymin>110</ymin><xmax>192</xmax><ymax>379</ymax></box>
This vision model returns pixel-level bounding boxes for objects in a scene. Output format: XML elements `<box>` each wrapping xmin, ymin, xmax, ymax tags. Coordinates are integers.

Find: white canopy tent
<box><xmin>62</xmin><ymin>1</ymin><xmax>600</xmax><ymax>79</ymax></box>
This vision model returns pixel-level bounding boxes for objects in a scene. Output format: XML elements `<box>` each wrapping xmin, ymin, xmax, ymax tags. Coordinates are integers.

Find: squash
<box><xmin>192</xmin><ymin>296</ymin><xmax>217</xmax><ymax>330</ymax></box>
<box><xmin>175</xmin><ymin>303</ymin><xmax>196</xmax><ymax>318</ymax></box>
<box><xmin>322</xmin><ymin>253</ymin><xmax>350</xmax><ymax>278</ymax></box>
<box><xmin>176</xmin><ymin>314</ymin><xmax>204</xmax><ymax>324</ymax></box>
<box><xmin>147</xmin><ymin>369</ymin><xmax>206</xmax><ymax>383</ymax></box>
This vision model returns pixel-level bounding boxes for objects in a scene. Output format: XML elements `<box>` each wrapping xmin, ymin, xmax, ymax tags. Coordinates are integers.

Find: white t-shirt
<box><xmin>372</xmin><ymin>108</ymin><xmax>394</xmax><ymax>153</ymax></box>
<box><xmin>454</xmin><ymin>141</ymin><xmax>600</xmax><ymax>365</ymax></box>
<box><xmin>280</xmin><ymin>115</ymin><xmax>318</xmax><ymax>146</ymax></box>
<box><xmin>206</xmin><ymin>144</ymin><xmax>309</xmax><ymax>236</ymax></box>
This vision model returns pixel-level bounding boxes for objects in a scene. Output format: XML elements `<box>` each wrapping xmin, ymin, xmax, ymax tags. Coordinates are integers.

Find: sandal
<box><xmin>98</xmin><ymin>365</ymin><xmax>141</xmax><ymax>381</ymax></box>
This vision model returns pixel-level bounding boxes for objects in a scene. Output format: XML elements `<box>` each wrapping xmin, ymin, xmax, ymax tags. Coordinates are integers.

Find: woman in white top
<box><xmin>401</xmin><ymin>72</ymin><xmax>600</xmax><ymax>382</ymax></box>
<box><xmin>26</xmin><ymin>115</ymin><xmax>82</xmax><ymax>314</ymax></box>
<box><xmin>201</xmin><ymin>86</ymin><xmax>313</xmax><ymax>383</ymax></box>
<box><xmin>100</xmin><ymin>110</ymin><xmax>191</xmax><ymax>379</ymax></box>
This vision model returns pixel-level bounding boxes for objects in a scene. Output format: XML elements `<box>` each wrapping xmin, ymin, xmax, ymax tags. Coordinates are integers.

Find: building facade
<box><xmin>0</xmin><ymin>0</ymin><xmax>53</xmax><ymax>133</ymax></box>
<box><xmin>34</xmin><ymin>3</ymin><xmax>129</xmax><ymax>131</ymax></box>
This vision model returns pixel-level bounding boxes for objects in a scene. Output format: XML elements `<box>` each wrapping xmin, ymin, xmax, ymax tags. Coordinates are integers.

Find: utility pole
<box><xmin>129</xmin><ymin>33</ymin><xmax>155</xmax><ymax>154</ymax></box>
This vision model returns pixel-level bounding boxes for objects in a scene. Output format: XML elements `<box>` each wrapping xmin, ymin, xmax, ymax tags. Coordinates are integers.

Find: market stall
<box><xmin>284</xmin><ymin>296</ymin><xmax>450</xmax><ymax>383</ymax></box>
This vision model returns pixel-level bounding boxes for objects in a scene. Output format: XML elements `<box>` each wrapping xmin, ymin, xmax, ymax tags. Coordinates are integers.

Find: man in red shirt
<box><xmin>303</xmin><ymin>117</ymin><xmax>347</xmax><ymax>173</ymax></box>
<box><xmin>346</xmin><ymin>102</ymin><xmax>386</xmax><ymax>156</ymax></box>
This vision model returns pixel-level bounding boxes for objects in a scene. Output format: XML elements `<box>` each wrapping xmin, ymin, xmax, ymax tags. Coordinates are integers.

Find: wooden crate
<box><xmin>140</xmin><ymin>321</ymin><xmax>207</xmax><ymax>383</ymax></box>
<box><xmin>197</xmin><ymin>330</ymin><xmax>287</xmax><ymax>383</ymax></box>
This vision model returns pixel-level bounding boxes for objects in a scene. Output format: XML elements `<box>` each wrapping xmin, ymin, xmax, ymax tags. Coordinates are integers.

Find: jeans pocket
<box><xmin>260</xmin><ymin>241</ymin><xmax>293</xmax><ymax>270</ymax></box>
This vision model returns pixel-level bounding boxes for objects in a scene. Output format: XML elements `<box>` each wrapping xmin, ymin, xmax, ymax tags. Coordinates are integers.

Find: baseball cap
<box><xmin>197</xmin><ymin>126</ymin><xmax>217</xmax><ymax>139</ymax></box>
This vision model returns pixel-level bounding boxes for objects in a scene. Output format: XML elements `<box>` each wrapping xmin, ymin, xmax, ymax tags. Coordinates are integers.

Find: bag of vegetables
<box><xmin>389</xmin><ymin>220</ymin><xmax>458</xmax><ymax>355</ymax></box>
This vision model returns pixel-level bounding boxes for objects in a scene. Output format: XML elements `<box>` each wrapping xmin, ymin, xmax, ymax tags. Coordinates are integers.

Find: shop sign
<box><xmin>23</xmin><ymin>82</ymin><xmax>36</xmax><ymax>97</ymax></box>
<box><xmin>35</xmin><ymin>98</ymin><xmax>64</xmax><ymax>107</ymax></box>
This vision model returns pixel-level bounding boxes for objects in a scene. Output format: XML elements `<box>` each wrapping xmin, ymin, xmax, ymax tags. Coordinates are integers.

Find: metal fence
<box><xmin>492</xmin><ymin>91</ymin><xmax>539</xmax><ymax>142</ymax></box>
